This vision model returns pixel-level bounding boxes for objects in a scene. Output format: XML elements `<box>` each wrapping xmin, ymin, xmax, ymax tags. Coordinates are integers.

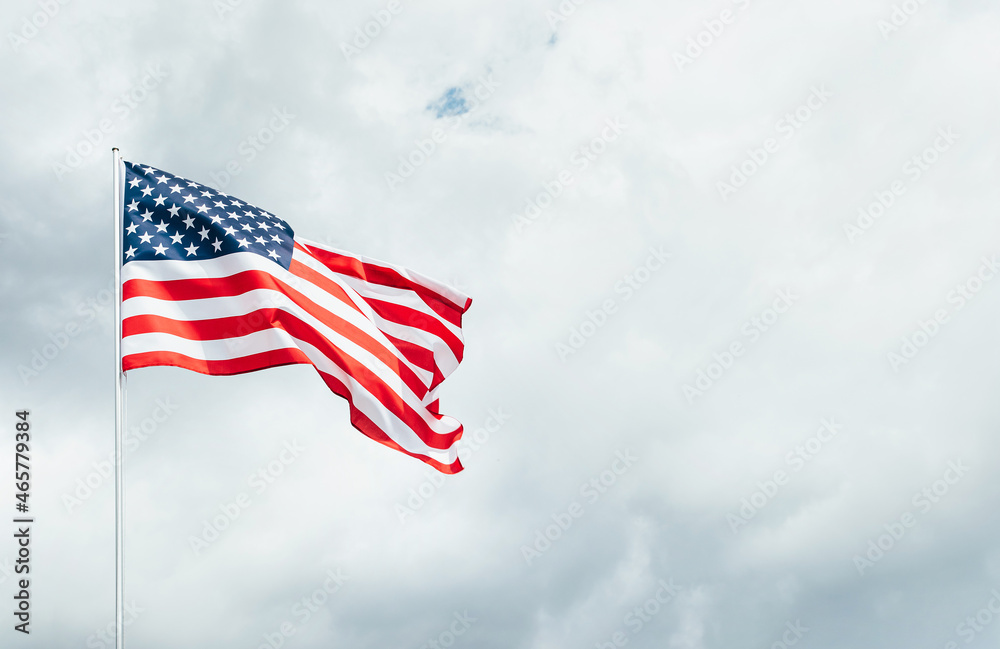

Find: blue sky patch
<box><xmin>428</xmin><ymin>87</ymin><xmax>469</xmax><ymax>118</ymax></box>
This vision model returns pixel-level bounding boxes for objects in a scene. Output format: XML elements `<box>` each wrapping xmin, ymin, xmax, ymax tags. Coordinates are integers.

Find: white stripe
<box><xmin>122</xmin><ymin>253</ymin><xmax>271</xmax><ymax>282</ymax></box>
<box><xmin>123</xmin><ymin>327</ymin><xmax>293</xmax><ymax>362</ymax></box>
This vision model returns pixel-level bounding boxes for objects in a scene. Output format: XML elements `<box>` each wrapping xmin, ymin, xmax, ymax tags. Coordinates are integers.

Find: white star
<box><xmin>182</xmin><ymin>194</ymin><xmax>196</xmax><ymax>204</ymax></box>
<box><xmin>140</xmin><ymin>209</ymin><xmax>154</xmax><ymax>222</ymax></box>
<box><xmin>182</xmin><ymin>215</ymin><xmax>196</xmax><ymax>229</ymax></box>
<box><xmin>267</xmin><ymin>249</ymin><xmax>280</xmax><ymax>261</ymax></box>
<box><xmin>230</xmin><ymin>200</ymin><xmax>243</xmax><ymax>208</ymax></box>
<box><xmin>167</xmin><ymin>204</ymin><xmax>181</xmax><ymax>218</ymax></box>
<box><xmin>168</xmin><ymin>183</ymin><xmax>182</xmax><ymax>194</ymax></box>
<box><xmin>155</xmin><ymin>174</ymin><xmax>169</xmax><ymax>184</ymax></box>
<box><xmin>236</xmin><ymin>238</ymin><xmax>250</xmax><ymax>248</ymax></box>
<box><xmin>128</xmin><ymin>178</ymin><xmax>141</xmax><ymax>188</ymax></box>
<box><xmin>125</xmin><ymin>222</ymin><xmax>139</xmax><ymax>235</ymax></box>
<box><xmin>209</xmin><ymin>214</ymin><xmax>224</xmax><ymax>224</ymax></box>
<box><xmin>200</xmin><ymin>190</ymin><xmax>213</xmax><ymax>198</ymax></box>
<box><xmin>154</xmin><ymin>221</ymin><xmax>169</xmax><ymax>233</ymax></box>
<box><xmin>187</xmin><ymin>181</ymin><xmax>199</xmax><ymax>188</ymax></box>
<box><xmin>223</xmin><ymin>225</ymin><xmax>237</xmax><ymax>237</ymax></box>
<box><xmin>226</xmin><ymin>211</ymin><xmax>241</xmax><ymax>220</ymax></box>
<box><xmin>153</xmin><ymin>194</ymin><xmax>167</xmax><ymax>206</ymax></box>
<box><xmin>254</xmin><ymin>235</ymin><xmax>267</xmax><ymax>245</ymax></box>
<box><xmin>127</xmin><ymin>200</ymin><xmax>140</xmax><ymax>212</ymax></box>
<box><xmin>195</xmin><ymin>204</ymin><xmax>209</xmax><ymax>214</ymax></box>
<box><xmin>184</xmin><ymin>243</ymin><xmax>199</xmax><ymax>256</ymax></box>
<box><xmin>243</xmin><ymin>210</ymin><xmax>256</xmax><ymax>218</ymax></box>
<box><xmin>142</xmin><ymin>166</ymin><xmax>157</xmax><ymax>175</ymax></box>
<box><xmin>198</xmin><ymin>227</ymin><xmax>211</xmax><ymax>241</ymax></box>
<box><xmin>153</xmin><ymin>243</ymin><xmax>168</xmax><ymax>256</ymax></box>
<box><xmin>125</xmin><ymin>246</ymin><xmax>137</xmax><ymax>259</ymax></box>
<box><xmin>241</xmin><ymin>223</ymin><xmax>254</xmax><ymax>232</ymax></box>
<box><xmin>169</xmin><ymin>232</ymin><xmax>184</xmax><ymax>245</ymax></box>
<box><xmin>256</xmin><ymin>221</ymin><xmax>271</xmax><ymax>231</ymax></box>
<box><xmin>214</xmin><ymin>201</ymin><xmax>227</xmax><ymax>209</ymax></box>
<box><xmin>270</xmin><ymin>234</ymin><xmax>283</xmax><ymax>244</ymax></box>
<box><xmin>140</xmin><ymin>185</ymin><xmax>154</xmax><ymax>197</ymax></box>
<box><xmin>138</xmin><ymin>232</ymin><xmax>153</xmax><ymax>244</ymax></box>
<box><xmin>211</xmin><ymin>238</ymin><xmax>223</xmax><ymax>252</ymax></box>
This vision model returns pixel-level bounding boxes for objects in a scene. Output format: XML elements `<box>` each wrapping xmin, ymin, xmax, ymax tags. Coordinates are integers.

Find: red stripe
<box><xmin>298</xmin><ymin>242</ymin><xmax>471</xmax><ymax>328</ymax></box>
<box><xmin>124</xmin><ymin>310</ymin><xmax>461</xmax><ymax>450</ymax></box>
<box><xmin>364</xmin><ymin>297</ymin><xmax>465</xmax><ymax>362</ymax></box>
<box><xmin>123</xmin><ymin>347</ymin><xmax>310</xmax><ymax>375</ymax></box>
<box><xmin>383</xmin><ymin>332</ymin><xmax>437</xmax><ymax>374</ymax></box>
<box><xmin>122</xmin><ymin>349</ymin><xmax>462</xmax><ymax>473</ymax></box>
<box><xmin>124</xmin><ymin>270</ymin><xmax>281</xmax><ymax>302</ymax></box>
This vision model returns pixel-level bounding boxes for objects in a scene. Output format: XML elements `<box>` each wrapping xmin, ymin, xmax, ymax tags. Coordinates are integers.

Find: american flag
<box><xmin>120</xmin><ymin>161</ymin><xmax>472</xmax><ymax>473</ymax></box>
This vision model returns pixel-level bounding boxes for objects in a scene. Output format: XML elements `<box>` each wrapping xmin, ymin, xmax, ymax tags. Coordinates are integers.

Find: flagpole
<box><xmin>112</xmin><ymin>147</ymin><xmax>126</xmax><ymax>649</ymax></box>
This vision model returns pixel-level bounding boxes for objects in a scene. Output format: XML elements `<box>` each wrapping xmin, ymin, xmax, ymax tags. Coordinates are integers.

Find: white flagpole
<box><xmin>112</xmin><ymin>147</ymin><xmax>126</xmax><ymax>649</ymax></box>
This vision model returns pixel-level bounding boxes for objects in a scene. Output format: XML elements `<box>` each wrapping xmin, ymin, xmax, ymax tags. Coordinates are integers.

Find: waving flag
<box><xmin>120</xmin><ymin>161</ymin><xmax>472</xmax><ymax>473</ymax></box>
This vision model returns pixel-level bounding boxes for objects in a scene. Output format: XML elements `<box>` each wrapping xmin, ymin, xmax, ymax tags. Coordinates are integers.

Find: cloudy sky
<box><xmin>2</xmin><ymin>0</ymin><xmax>1000</xmax><ymax>647</ymax></box>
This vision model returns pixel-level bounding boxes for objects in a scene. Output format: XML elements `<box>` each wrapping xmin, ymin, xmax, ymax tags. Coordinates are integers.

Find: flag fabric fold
<box><xmin>120</xmin><ymin>161</ymin><xmax>472</xmax><ymax>473</ymax></box>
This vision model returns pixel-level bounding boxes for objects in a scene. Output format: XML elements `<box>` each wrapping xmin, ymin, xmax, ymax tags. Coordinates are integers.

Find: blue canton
<box><xmin>121</xmin><ymin>161</ymin><xmax>294</xmax><ymax>269</ymax></box>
